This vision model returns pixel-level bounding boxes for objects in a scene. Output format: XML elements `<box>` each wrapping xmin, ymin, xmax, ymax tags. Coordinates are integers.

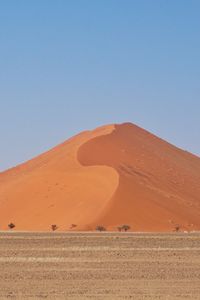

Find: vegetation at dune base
<box><xmin>117</xmin><ymin>225</ymin><xmax>131</xmax><ymax>232</ymax></box>
<box><xmin>174</xmin><ymin>224</ymin><xmax>181</xmax><ymax>232</ymax></box>
<box><xmin>8</xmin><ymin>223</ymin><xmax>15</xmax><ymax>230</ymax></box>
<box><xmin>70</xmin><ymin>224</ymin><xmax>77</xmax><ymax>229</ymax></box>
<box><xmin>96</xmin><ymin>225</ymin><xmax>106</xmax><ymax>232</ymax></box>
<box><xmin>51</xmin><ymin>224</ymin><xmax>58</xmax><ymax>231</ymax></box>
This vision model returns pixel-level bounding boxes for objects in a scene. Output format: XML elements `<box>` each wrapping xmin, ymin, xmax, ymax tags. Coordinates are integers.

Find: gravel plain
<box><xmin>0</xmin><ymin>232</ymin><xmax>199</xmax><ymax>299</ymax></box>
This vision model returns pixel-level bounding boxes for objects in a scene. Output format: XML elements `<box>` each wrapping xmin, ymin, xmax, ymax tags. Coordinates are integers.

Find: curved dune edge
<box><xmin>1</xmin><ymin>122</ymin><xmax>200</xmax><ymax>232</ymax></box>
<box><xmin>0</xmin><ymin>125</ymin><xmax>119</xmax><ymax>231</ymax></box>
<box><xmin>78</xmin><ymin>123</ymin><xmax>200</xmax><ymax>232</ymax></box>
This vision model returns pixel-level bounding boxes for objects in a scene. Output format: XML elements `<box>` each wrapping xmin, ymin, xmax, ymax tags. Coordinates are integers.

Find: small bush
<box><xmin>70</xmin><ymin>224</ymin><xmax>77</xmax><ymax>229</ymax></box>
<box><xmin>117</xmin><ymin>226</ymin><xmax>122</xmax><ymax>232</ymax></box>
<box><xmin>96</xmin><ymin>225</ymin><xmax>106</xmax><ymax>232</ymax></box>
<box><xmin>8</xmin><ymin>223</ymin><xmax>15</xmax><ymax>230</ymax></box>
<box><xmin>174</xmin><ymin>224</ymin><xmax>180</xmax><ymax>232</ymax></box>
<box><xmin>51</xmin><ymin>224</ymin><xmax>58</xmax><ymax>231</ymax></box>
<box><xmin>121</xmin><ymin>224</ymin><xmax>131</xmax><ymax>232</ymax></box>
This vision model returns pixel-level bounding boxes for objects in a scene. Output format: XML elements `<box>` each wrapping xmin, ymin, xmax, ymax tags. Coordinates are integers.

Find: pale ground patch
<box><xmin>0</xmin><ymin>232</ymin><xmax>199</xmax><ymax>299</ymax></box>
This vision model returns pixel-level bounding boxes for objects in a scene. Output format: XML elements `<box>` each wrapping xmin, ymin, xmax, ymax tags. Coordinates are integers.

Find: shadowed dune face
<box><xmin>0</xmin><ymin>122</ymin><xmax>200</xmax><ymax>231</ymax></box>
<box><xmin>78</xmin><ymin>123</ymin><xmax>200</xmax><ymax>231</ymax></box>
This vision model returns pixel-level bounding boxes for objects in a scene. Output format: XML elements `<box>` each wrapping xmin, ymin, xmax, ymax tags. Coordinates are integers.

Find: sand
<box><xmin>0</xmin><ymin>122</ymin><xmax>200</xmax><ymax>231</ymax></box>
<box><xmin>0</xmin><ymin>231</ymin><xmax>199</xmax><ymax>299</ymax></box>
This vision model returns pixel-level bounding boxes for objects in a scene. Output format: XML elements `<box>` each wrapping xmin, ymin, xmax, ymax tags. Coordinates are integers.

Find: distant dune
<box><xmin>0</xmin><ymin>123</ymin><xmax>200</xmax><ymax>231</ymax></box>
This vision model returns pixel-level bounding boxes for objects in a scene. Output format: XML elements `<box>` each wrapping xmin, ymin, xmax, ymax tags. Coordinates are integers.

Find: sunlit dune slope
<box><xmin>0</xmin><ymin>125</ymin><xmax>118</xmax><ymax>230</ymax></box>
<box><xmin>0</xmin><ymin>122</ymin><xmax>200</xmax><ymax>231</ymax></box>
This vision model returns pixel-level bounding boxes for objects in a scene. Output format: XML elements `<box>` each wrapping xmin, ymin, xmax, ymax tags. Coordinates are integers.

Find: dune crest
<box><xmin>78</xmin><ymin>123</ymin><xmax>200</xmax><ymax>231</ymax></box>
<box><xmin>0</xmin><ymin>125</ymin><xmax>119</xmax><ymax>230</ymax></box>
<box><xmin>1</xmin><ymin>122</ymin><xmax>200</xmax><ymax>231</ymax></box>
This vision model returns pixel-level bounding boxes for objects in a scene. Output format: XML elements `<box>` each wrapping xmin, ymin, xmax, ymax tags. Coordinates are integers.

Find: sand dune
<box><xmin>0</xmin><ymin>122</ymin><xmax>200</xmax><ymax>231</ymax></box>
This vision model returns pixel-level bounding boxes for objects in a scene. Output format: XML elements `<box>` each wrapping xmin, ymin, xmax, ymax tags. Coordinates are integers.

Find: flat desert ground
<box><xmin>0</xmin><ymin>232</ymin><xmax>200</xmax><ymax>299</ymax></box>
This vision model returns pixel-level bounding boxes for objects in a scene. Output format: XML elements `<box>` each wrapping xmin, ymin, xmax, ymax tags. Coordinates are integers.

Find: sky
<box><xmin>0</xmin><ymin>0</ymin><xmax>200</xmax><ymax>171</ymax></box>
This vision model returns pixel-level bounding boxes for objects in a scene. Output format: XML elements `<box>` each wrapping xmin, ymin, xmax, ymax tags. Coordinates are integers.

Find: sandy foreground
<box><xmin>0</xmin><ymin>232</ymin><xmax>199</xmax><ymax>299</ymax></box>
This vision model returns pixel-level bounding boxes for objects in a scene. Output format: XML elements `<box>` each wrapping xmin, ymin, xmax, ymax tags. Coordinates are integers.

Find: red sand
<box><xmin>0</xmin><ymin>123</ymin><xmax>200</xmax><ymax>231</ymax></box>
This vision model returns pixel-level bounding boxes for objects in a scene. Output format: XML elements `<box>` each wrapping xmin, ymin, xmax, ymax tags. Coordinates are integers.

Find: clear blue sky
<box><xmin>0</xmin><ymin>0</ymin><xmax>200</xmax><ymax>171</ymax></box>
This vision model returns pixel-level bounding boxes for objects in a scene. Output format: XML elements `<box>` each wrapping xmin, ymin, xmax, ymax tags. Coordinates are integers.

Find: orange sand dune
<box><xmin>0</xmin><ymin>123</ymin><xmax>200</xmax><ymax>231</ymax></box>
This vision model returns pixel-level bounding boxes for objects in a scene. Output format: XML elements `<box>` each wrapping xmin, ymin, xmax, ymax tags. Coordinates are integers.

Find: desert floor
<box><xmin>0</xmin><ymin>232</ymin><xmax>199</xmax><ymax>299</ymax></box>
